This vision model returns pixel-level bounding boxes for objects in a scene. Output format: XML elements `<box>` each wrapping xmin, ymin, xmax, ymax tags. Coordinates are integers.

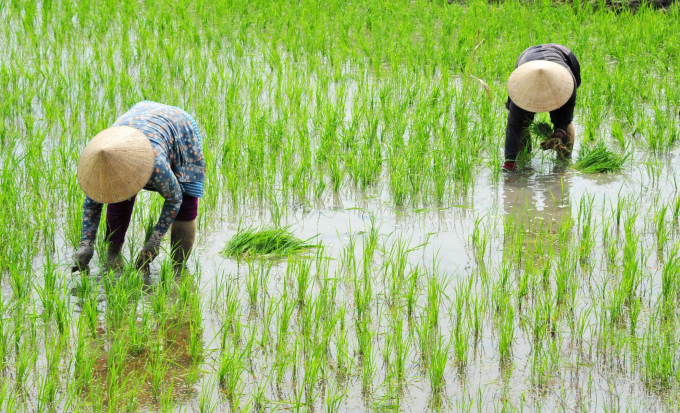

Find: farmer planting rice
<box><xmin>72</xmin><ymin>101</ymin><xmax>205</xmax><ymax>273</ymax></box>
<box><xmin>502</xmin><ymin>44</ymin><xmax>581</xmax><ymax>172</ymax></box>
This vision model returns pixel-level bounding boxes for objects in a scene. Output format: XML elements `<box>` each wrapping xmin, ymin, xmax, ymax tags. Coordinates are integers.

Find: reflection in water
<box><xmin>80</xmin><ymin>267</ymin><xmax>204</xmax><ymax>412</ymax></box>
<box><xmin>502</xmin><ymin>167</ymin><xmax>571</xmax><ymax>264</ymax></box>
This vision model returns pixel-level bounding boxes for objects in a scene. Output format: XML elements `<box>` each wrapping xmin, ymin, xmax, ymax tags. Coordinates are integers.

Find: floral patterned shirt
<box><xmin>80</xmin><ymin>101</ymin><xmax>205</xmax><ymax>244</ymax></box>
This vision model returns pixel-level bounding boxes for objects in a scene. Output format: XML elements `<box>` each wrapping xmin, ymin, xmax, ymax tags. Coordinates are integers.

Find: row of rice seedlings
<box><xmin>2</xmin><ymin>187</ymin><xmax>680</xmax><ymax>409</ymax></box>
<box><xmin>4</xmin><ymin>0</ymin><xmax>679</xmax><ymax>242</ymax></box>
<box><xmin>2</xmin><ymin>0</ymin><xmax>680</xmax><ymax>410</ymax></box>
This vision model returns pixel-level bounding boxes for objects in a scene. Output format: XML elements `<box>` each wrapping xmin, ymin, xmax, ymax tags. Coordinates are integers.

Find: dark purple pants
<box><xmin>105</xmin><ymin>195</ymin><xmax>199</xmax><ymax>244</ymax></box>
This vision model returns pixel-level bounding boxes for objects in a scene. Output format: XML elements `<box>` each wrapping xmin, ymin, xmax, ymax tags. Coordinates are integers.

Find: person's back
<box><xmin>113</xmin><ymin>101</ymin><xmax>205</xmax><ymax>184</ymax></box>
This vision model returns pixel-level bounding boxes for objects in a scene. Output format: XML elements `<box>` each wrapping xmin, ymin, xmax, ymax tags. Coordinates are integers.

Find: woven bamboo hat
<box><xmin>507</xmin><ymin>60</ymin><xmax>574</xmax><ymax>113</ymax></box>
<box><xmin>77</xmin><ymin>126</ymin><xmax>154</xmax><ymax>204</ymax></box>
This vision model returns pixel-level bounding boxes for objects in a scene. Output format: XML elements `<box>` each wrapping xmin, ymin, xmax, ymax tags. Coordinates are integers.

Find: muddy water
<box><xmin>35</xmin><ymin>116</ymin><xmax>678</xmax><ymax>411</ymax></box>
<box><xmin>122</xmin><ymin>143</ymin><xmax>676</xmax><ymax>412</ymax></box>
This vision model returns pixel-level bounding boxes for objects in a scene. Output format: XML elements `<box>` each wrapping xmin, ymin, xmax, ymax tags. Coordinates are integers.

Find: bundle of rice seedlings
<box><xmin>575</xmin><ymin>141</ymin><xmax>629</xmax><ymax>173</ymax></box>
<box><xmin>222</xmin><ymin>226</ymin><xmax>320</xmax><ymax>257</ymax></box>
<box><xmin>529</xmin><ymin>121</ymin><xmax>554</xmax><ymax>141</ymax></box>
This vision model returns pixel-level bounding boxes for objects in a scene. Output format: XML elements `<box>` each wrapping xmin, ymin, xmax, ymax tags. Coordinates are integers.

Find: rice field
<box><xmin>2</xmin><ymin>0</ymin><xmax>680</xmax><ymax>411</ymax></box>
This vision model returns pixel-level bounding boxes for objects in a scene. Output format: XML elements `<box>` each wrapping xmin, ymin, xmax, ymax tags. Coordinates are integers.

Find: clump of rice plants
<box><xmin>575</xmin><ymin>141</ymin><xmax>629</xmax><ymax>173</ymax></box>
<box><xmin>529</xmin><ymin>121</ymin><xmax>554</xmax><ymax>141</ymax></box>
<box><xmin>222</xmin><ymin>226</ymin><xmax>319</xmax><ymax>258</ymax></box>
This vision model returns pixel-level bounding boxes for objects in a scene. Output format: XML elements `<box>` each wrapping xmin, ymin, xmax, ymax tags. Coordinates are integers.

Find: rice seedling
<box><xmin>3</xmin><ymin>0</ymin><xmax>680</xmax><ymax>410</ymax></box>
<box><xmin>575</xmin><ymin>141</ymin><xmax>629</xmax><ymax>173</ymax></box>
<box><xmin>222</xmin><ymin>226</ymin><xmax>319</xmax><ymax>258</ymax></box>
<box><xmin>497</xmin><ymin>297</ymin><xmax>516</xmax><ymax>362</ymax></box>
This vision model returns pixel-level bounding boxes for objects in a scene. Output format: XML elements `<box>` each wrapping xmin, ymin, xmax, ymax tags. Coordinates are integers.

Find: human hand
<box><xmin>135</xmin><ymin>231</ymin><xmax>164</xmax><ymax>271</ymax></box>
<box><xmin>72</xmin><ymin>240</ymin><xmax>94</xmax><ymax>273</ymax></box>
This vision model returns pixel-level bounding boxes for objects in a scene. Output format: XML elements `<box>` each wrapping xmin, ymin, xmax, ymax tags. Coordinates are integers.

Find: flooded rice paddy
<box><xmin>2</xmin><ymin>0</ymin><xmax>680</xmax><ymax>411</ymax></box>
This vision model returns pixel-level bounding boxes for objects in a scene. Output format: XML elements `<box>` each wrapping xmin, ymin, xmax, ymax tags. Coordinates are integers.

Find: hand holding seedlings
<box><xmin>74</xmin><ymin>101</ymin><xmax>205</xmax><ymax>274</ymax></box>
<box><xmin>502</xmin><ymin>44</ymin><xmax>580</xmax><ymax>172</ymax></box>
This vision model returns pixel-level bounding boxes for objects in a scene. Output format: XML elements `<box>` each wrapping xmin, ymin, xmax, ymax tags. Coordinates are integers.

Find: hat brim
<box><xmin>77</xmin><ymin>126</ymin><xmax>155</xmax><ymax>204</ymax></box>
<box><xmin>507</xmin><ymin>60</ymin><xmax>574</xmax><ymax>113</ymax></box>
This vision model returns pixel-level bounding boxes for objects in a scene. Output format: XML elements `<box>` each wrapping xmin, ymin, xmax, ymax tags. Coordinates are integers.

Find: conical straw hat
<box><xmin>507</xmin><ymin>60</ymin><xmax>574</xmax><ymax>113</ymax></box>
<box><xmin>77</xmin><ymin>126</ymin><xmax>154</xmax><ymax>204</ymax></box>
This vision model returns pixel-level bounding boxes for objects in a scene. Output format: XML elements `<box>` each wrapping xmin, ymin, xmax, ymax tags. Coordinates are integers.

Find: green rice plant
<box><xmin>107</xmin><ymin>332</ymin><xmax>132</xmax><ymax>407</ymax></box>
<box><xmin>5</xmin><ymin>0</ymin><xmax>680</xmax><ymax>409</ymax></box>
<box><xmin>471</xmin><ymin>215</ymin><xmax>490</xmax><ymax>268</ymax></box>
<box><xmin>517</xmin><ymin>264</ymin><xmax>533</xmax><ymax>309</ymax></box>
<box><xmin>621</xmin><ymin>231</ymin><xmax>645</xmax><ymax>305</ymax></box>
<box><xmin>15</xmin><ymin>338</ymin><xmax>35</xmax><ymax>388</ymax></box>
<box><xmin>363</xmin><ymin>215</ymin><xmax>380</xmax><ymax>264</ymax></box>
<box><xmin>470</xmin><ymin>295</ymin><xmax>485</xmax><ymax>341</ymax></box>
<box><xmin>453</xmin><ymin>314</ymin><xmax>471</xmax><ymax>367</ymax></box>
<box><xmin>642</xmin><ymin>106</ymin><xmax>680</xmax><ymax>153</ymax></box>
<box><xmin>218</xmin><ymin>334</ymin><xmax>252</xmax><ymax>401</ymax></box>
<box><xmin>8</xmin><ymin>256</ymin><xmax>32</xmax><ymax>303</ymax></box>
<box><xmin>223</xmin><ymin>282</ymin><xmax>243</xmax><ymax>345</ymax></box>
<box><xmin>630</xmin><ymin>296</ymin><xmax>642</xmax><ymax>334</ymax></box>
<box><xmin>672</xmin><ymin>195</ymin><xmax>680</xmax><ymax>225</ymax></box>
<box><xmin>293</xmin><ymin>258</ymin><xmax>312</xmax><ymax>305</ymax></box>
<box><xmin>103</xmin><ymin>272</ymin><xmax>131</xmax><ymax>332</ymax></box>
<box><xmin>73</xmin><ymin>318</ymin><xmax>96</xmax><ymax>389</ymax></box>
<box><xmin>128</xmin><ymin>302</ymin><xmax>152</xmax><ymax>356</ymax></box>
<box><xmin>425</xmin><ymin>274</ymin><xmax>444</xmax><ymax>330</ymax></box>
<box><xmin>528</xmin><ymin>121</ymin><xmax>553</xmax><ymax>142</ymax></box>
<box><xmin>655</xmin><ymin>204</ymin><xmax>670</xmax><ymax>253</ymax></box>
<box><xmin>197</xmin><ymin>376</ymin><xmax>218</xmax><ymax>413</ymax></box>
<box><xmin>0</xmin><ymin>303</ymin><xmax>8</xmax><ymax>370</ymax></box>
<box><xmin>355</xmin><ymin>313</ymin><xmax>373</xmax><ymax>361</ymax></box>
<box><xmin>335</xmin><ymin>304</ymin><xmax>351</xmax><ymax>375</ymax></box>
<box><xmin>661</xmin><ymin>245</ymin><xmax>680</xmax><ymax>315</ymax></box>
<box><xmin>275</xmin><ymin>294</ymin><xmax>295</xmax><ymax>354</ymax></box>
<box><xmin>405</xmin><ymin>267</ymin><xmax>421</xmax><ymax>319</ymax></box>
<box><xmin>577</xmin><ymin>194</ymin><xmax>596</xmax><ymax>261</ymax></box>
<box><xmin>575</xmin><ymin>141</ymin><xmax>629</xmax><ymax>173</ymax></box>
<box><xmin>611</xmin><ymin>193</ymin><xmax>626</xmax><ymax>229</ymax></box>
<box><xmin>147</xmin><ymin>338</ymin><xmax>170</xmax><ymax>401</ymax></box>
<box><xmin>36</xmin><ymin>370</ymin><xmax>60</xmax><ymax>412</ymax></box>
<box><xmin>427</xmin><ymin>334</ymin><xmax>449</xmax><ymax>392</ymax></box>
<box><xmin>246</xmin><ymin>260</ymin><xmax>261</xmax><ymax>307</ymax></box>
<box><xmin>159</xmin><ymin>379</ymin><xmax>176</xmax><ymax>413</ymax></box>
<box><xmin>302</xmin><ymin>341</ymin><xmax>325</xmax><ymax>402</ymax></box>
<box><xmin>555</xmin><ymin>250</ymin><xmax>577</xmax><ymax>307</ymax></box>
<box><xmin>359</xmin><ymin>328</ymin><xmax>376</xmax><ymax>391</ymax></box>
<box><xmin>76</xmin><ymin>269</ymin><xmax>101</xmax><ymax>338</ymax></box>
<box><xmin>325</xmin><ymin>382</ymin><xmax>348</xmax><ymax>413</ymax></box>
<box><xmin>642</xmin><ymin>323</ymin><xmax>678</xmax><ymax>388</ymax></box>
<box><xmin>498</xmin><ymin>297</ymin><xmax>516</xmax><ymax>362</ymax></box>
<box><xmin>188</xmin><ymin>315</ymin><xmax>204</xmax><ymax>364</ymax></box>
<box><xmin>222</xmin><ymin>226</ymin><xmax>319</xmax><ymax>258</ymax></box>
<box><xmin>390</xmin><ymin>315</ymin><xmax>409</xmax><ymax>381</ymax></box>
<box><xmin>610</xmin><ymin>120</ymin><xmax>625</xmax><ymax>147</ymax></box>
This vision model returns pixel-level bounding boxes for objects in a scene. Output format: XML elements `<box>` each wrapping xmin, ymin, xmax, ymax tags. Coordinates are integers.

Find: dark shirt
<box><xmin>515</xmin><ymin>44</ymin><xmax>581</xmax><ymax>89</ymax></box>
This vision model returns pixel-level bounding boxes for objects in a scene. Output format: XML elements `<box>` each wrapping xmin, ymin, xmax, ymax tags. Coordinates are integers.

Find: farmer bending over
<box><xmin>72</xmin><ymin>101</ymin><xmax>205</xmax><ymax>273</ymax></box>
<box><xmin>502</xmin><ymin>44</ymin><xmax>581</xmax><ymax>171</ymax></box>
